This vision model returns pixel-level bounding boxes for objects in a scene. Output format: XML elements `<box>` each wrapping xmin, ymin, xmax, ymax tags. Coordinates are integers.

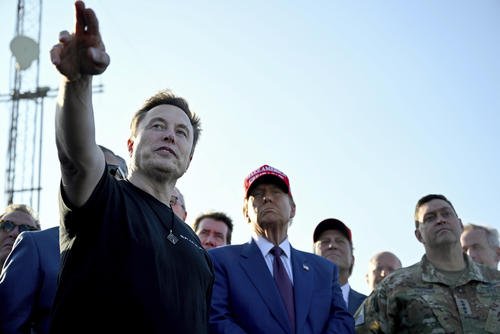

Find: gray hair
<box><xmin>463</xmin><ymin>223</ymin><xmax>499</xmax><ymax>248</ymax></box>
<box><xmin>0</xmin><ymin>203</ymin><xmax>41</xmax><ymax>229</ymax></box>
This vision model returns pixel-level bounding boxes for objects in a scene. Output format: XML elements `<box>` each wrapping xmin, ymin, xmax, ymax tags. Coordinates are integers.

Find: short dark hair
<box><xmin>193</xmin><ymin>211</ymin><xmax>233</xmax><ymax>244</ymax></box>
<box><xmin>130</xmin><ymin>90</ymin><xmax>201</xmax><ymax>155</ymax></box>
<box><xmin>414</xmin><ymin>194</ymin><xmax>457</xmax><ymax>228</ymax></box>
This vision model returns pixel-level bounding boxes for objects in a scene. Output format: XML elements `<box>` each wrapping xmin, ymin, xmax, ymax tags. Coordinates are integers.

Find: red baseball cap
<box><xmin>313</xmin><ymin>218</ymin><xmax>352</xmax><ymax>243</ymax></box>
<box><xmin>244</xmin><ymin>164</ymin><xmax>292</xmax><ymax>198</ymax></box>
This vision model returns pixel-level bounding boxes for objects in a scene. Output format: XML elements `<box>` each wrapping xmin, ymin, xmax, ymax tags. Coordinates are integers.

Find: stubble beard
<box><xmin>429</xmin><ymin>232</ymin><xmax>459</xmax><ymax>250</ymax></box>
<box><xmin>132</xmin><ymin>153</ymin><xmax>185</xmax><ymax>183</ymax></box>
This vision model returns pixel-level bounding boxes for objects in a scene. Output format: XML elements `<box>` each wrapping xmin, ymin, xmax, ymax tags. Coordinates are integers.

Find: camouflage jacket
<box><xmin>354</xmin><ymin>254</ymin><xmax>499</xmax><ymax>333</ymax></box>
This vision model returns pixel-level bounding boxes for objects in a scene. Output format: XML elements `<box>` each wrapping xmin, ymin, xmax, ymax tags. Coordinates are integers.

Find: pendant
<box><xmin>167</xmin><ymin>230</ymin><xmax>178</xmax><ymax>244</ymax></box>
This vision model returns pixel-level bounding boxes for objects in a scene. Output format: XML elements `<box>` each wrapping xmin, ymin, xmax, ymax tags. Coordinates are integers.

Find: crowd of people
<box><xmin>0</xmin><ymin>1</ymin><xmax>498</xmax><ymax>333</ymax></box>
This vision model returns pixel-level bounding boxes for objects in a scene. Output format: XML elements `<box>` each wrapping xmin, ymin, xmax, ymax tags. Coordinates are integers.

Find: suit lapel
<box><xmin>348</xmin><ymin>288</ymin><xmax>365</xmax><ymax>315</ymax></box>
<box><xmin>239</xmin><ymin>240</ymin><xmax>291</xmax><ymax>333</ymax></box>
<box><xmin>291</xmin><ymin>248</ymin><xmax>313</xmax><ymax>331</ymax></box>
<box><xmin>348</xmin><ymin>289</ymin><xmax>355</xmax><ymax>314</ymax></box>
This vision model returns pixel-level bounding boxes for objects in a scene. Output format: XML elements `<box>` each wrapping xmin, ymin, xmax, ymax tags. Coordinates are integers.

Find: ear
<box><xmin>458</xmin><ymin>218</ymin><xmax>464</xmax><ymax>231</ymax></box>
<box><xmin>415</xmin><ymin>228</ymin><xmax>423</xmax><ymax>243</ymax></box>
<box><xmin>242</xmin><ymin>199</ymin><xmax>250</xmax><ymax>224</ymax></box>
<box><xmin>289</xmin><ymin>197</ymin><xmax>296</xmax><ymax>219</ymax></box>
<box><xmin>127</xmin><ymin>137</ymin><xmax>134</xmax><ymax>157</ymax></box>
<box><xmin>495</xmin><ymin>247</ymin><xmax>500</xmax><ymax>263</ymax></box>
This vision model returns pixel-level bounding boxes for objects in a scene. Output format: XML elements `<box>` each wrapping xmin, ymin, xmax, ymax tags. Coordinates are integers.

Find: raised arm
<box><xmin>50</xmin><ymin>1</ymin><xmax>110</xmax><ymax>207</ymax></box>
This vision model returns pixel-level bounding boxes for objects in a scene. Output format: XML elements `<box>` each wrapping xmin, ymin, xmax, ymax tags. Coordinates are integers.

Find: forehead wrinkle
<box><xmin>424</xmin><ymin>207</ymin><xmax>452</xmax><ymax>217</ymax></box>
<box><xmin>146</xmin><ymin>116</ymin><xmax>188</xmax><ymax>128</ymax></box>
<box><xmin>3</xmin><ymin>211</ymin><xmax>34</xmax><ymax>222</ymax></box>
<box><xmin>144</xmin><ymin>104</ymin><xmax>191</xmax><ymax>124</ymax></box>
<box><xmin>418</xmin><ymin>202</ymin><xmax>453</xmax><ymax>219</ymax></box>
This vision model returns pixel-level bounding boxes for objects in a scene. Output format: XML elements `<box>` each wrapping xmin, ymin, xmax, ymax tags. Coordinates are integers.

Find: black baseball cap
<box><xmin>313</xmin><ymin>218</ymin><xmax>352</xmax><ymax>243</ymax></box>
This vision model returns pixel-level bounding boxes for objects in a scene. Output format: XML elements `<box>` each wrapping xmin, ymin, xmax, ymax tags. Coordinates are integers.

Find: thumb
<box><xmin>88</xmin><ymin>47</ymin><xmax>110</xmax><ymax>68</ymax></box>
<box><xmin>88</xmin><ymin>47</ymin><xmax>110</xmax><ymax>74</ymax></box>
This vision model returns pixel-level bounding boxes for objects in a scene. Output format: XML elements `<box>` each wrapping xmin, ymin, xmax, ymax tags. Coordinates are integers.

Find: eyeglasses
<box><xmin>170</xmin><ymin>195</ymin><xmax>179</xmax><ymax>206</ymax></box>
<box><xmin>0</xmin><ymin>220</ymin><xmax>38</xmax><ymax>233</ymax></box>
<box><xmin>107</xmin><ymin>164</ymin><xmax>126</xmax><ymax>180</ymax></box>
<box><xmin>315</xmin><ymin>238</ymin><xmax>349</xmax><ymax>250</ymax></box>
<box><xmin>170</xmin><ymin>195</ymin><xmax>185</xmax><ymax>209</ymax></box>
<box><xmin>315</xmin><ymin>240</ymin><xmax>334</xmax><ymax>250</ymax></box>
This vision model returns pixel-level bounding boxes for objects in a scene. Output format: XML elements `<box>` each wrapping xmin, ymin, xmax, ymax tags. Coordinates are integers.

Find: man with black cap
<box><xmin>208</xmin><ymin>164</ymin><xmax>354</xmax><ymax>334</ymax></box>
<box><xmin>313</xmin><ymin>218</ymin><xmax>367</xmax><ymax>315</ymax></box>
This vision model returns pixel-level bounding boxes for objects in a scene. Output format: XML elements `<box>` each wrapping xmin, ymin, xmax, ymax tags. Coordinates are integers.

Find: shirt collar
<box><xmin>340</xmin><ymin>282</ymin><xmax>350</xmax><ymax>306</ymax></box>
<box><xmin>252</xmin><ymin>233</ymin><xmax>291</xmax><ymax>258</ymax></box>
<box><xmin>421</xmin><ymin>254</ymin><xmax>493</xmax><ymax>286</ymax></box>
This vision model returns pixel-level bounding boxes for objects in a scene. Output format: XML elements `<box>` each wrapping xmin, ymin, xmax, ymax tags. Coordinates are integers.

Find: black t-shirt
<box><xmin>50</xmin><ymin>170</ymin><xmax>214</xmax><ymax>334</ymax></box>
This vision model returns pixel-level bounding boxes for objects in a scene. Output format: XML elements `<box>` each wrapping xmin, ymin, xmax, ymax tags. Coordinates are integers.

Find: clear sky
<box><xmin>1</xmin><ymin>0</ymin><xmax>499</xmax><ymax>295</ymax></box>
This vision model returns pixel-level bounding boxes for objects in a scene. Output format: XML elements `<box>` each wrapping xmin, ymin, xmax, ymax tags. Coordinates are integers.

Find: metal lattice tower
<box><xmin>1</xmin><ymin>1</ymin><xmax>103</xmax><ymax>214</ymax></box>
<box><xmin>1</xmin><ymin>0</ymin><xmax>51</xmax><ymax>213</ymax></box>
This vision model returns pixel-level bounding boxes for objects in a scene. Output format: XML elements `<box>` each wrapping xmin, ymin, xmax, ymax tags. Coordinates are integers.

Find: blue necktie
<box><xmin>270</xmin><ymin>246</ymin><xmax>295</xmax><ymax>333</ymax></box>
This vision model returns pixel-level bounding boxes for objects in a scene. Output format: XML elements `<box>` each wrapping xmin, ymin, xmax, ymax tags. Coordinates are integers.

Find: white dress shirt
<box><xmin>252</xmin><ymin>234</ymin><xmax>294</xmax><ymax>284</ymax></box>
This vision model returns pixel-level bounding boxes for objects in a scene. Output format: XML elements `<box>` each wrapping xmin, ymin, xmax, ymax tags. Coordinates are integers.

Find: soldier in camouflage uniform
<box><xmin>354</xmin><ymin>194</ymin><xmax>500</xmax><ymax>333</ymax></box>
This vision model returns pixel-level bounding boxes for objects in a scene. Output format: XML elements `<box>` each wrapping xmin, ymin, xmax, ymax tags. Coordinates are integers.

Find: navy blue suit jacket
<box><xmin>208</xmin><ymin>240</ymin><xmax>354</xmax><ymax>334</ymax></box>
<box><xmin>347</xmin><ymin>288</ymin><xmax>366</xmax><ymax>316</ymax></box>
<box><xmin>0</xmin><ymin>227</ymin><xmax>59</xmax><ymax>334</ymax></box>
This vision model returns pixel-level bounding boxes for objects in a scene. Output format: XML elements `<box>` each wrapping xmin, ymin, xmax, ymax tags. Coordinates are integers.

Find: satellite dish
<box><xmin>10</xmin><ymin>35</ymin><xmax>39</xmax><ymax>71</ymax></box>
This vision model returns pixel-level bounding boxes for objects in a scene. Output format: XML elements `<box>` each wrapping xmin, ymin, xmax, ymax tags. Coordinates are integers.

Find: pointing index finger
<box><xmin>74</xmin><ymin>1</ymin><xmax>87</xmax><ymax>36</ymax></box>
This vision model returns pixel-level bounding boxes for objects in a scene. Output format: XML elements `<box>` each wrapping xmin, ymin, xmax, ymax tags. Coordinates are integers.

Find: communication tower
<box><xmin>1</xmin><ymin>1</ymin><xmax>103</xmax><ymax>214</ymax></box>
<box><xmin>0</xmin><ymin>0</ymin><xmax>51</xmax><ymax>213</ymax></box>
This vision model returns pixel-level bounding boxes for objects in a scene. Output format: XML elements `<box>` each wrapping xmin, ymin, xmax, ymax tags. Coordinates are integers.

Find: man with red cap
<box><xmin>208</xmin><ymin>164</ymin><xmax>354</xmax><ymax>334</ymax></box>
<box><xmin>313</xmin><ymin>218</ymin><xmax>367</xmax><ymax>315</ymax></box>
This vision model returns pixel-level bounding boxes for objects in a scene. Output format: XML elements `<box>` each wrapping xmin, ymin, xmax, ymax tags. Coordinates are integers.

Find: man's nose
<box><xmin>262</xmin><ymin>194</ymin><xmax>273</xmax><ymax>203</ymax></box>
<box><xmin>205</xmin><ymin>235</ymin><xmax>216</xmax><ymax>245</ymax></box>
<box><xmin>162</xmin><ymin>128</ymin><xmax>175</xmax><ymax>142</ymax></box>
<box><xmin>330</xmin><ymin>240</ymin><xmax>342</xmax><ymax>249</ymax></box>
<box><xmin>436</xmin><ymin>215</ymin><xmax>448</xmax><ymax>224</ymax></box>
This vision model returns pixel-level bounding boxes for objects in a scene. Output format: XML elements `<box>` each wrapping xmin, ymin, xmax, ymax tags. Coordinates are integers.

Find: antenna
<box><xmin>1</xmin><ymin>1</ymin><xmax>103</xmax><ymax>214</ymax></box>
<box><xmin>0</xmin><ymin>0</ymin><xmax>48</xmax><ymax>213</ymax></box>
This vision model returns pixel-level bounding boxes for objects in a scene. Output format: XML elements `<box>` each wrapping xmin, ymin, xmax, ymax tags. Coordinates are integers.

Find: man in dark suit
<box><xmin>0</xmin><ymin>146</ymin><xmax>128</xmax><ymax>334</ymax></box>
<box><xmin>208</xmin><ymin>164</ymin><xmax>354</xmax><ymax>334</ymax></box>
<box><xmin>0</xmin><ymin>226</ymin><xmax>59</xmax><ymax>334</ymax></box>
<box><xmin>313</xmin><ymin>218</ymin><xmax>367</xmax><ymax>315</ymax></box>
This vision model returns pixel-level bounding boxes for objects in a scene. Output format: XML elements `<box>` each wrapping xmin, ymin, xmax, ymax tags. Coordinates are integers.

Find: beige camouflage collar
<box><xmin>421</xmin><ymin>254</ymin><xmax>491</xmax><ymax>287</ymax></box>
